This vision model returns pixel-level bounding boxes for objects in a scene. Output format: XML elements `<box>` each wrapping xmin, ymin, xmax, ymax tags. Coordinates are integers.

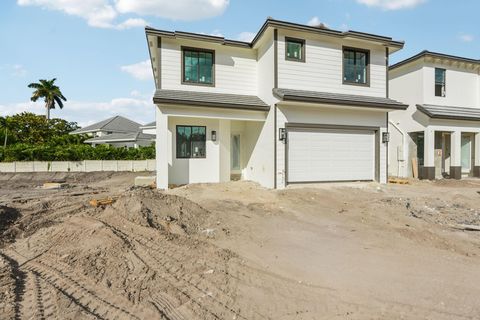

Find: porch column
<box><xmin>474</xmin><ymin>133</ymin><xmax>480</xmax><ymax>177</ymax></box>
<box><xmin>156</xmin><ymin>108</ymin><xmax>169</xmax><ymax>189</ymax></box>
<box><xmin>422</xmin><ymin>128</ymin><xmax>435</xmax><ymax>180</ymax></box>
<box><xmin>218</xmin><ymin>119</ymin><xmax>231</xmax><ymax>182</ymax></box>
<box><xmin>450</xmin><ymin>131</ymin><xmax>462</xmax><ymax>179</ymax></box>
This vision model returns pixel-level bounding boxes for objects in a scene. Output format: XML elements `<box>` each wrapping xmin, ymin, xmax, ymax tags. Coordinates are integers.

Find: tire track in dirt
<box><xmin>95</xmin><ymin>218</ymin><xmax>258</xmax><ymax>320</ymax></box>
<box><xmin>2</xmin><ymin>250</ymin><xmax>160</xmax><ymax>320</ymax></box>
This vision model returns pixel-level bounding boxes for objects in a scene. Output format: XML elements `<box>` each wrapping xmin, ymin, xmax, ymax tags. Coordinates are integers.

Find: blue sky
<box><xmin>0</xmin><ymin>0</ymin><xmax>479</xmax><ymax>126</ymax></box>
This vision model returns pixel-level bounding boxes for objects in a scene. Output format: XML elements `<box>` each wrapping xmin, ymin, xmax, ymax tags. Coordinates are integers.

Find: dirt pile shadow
<box><xmin>0</xmin><ymin>206</ymin><xmax>21</xmax><ymax>247</ymax></box>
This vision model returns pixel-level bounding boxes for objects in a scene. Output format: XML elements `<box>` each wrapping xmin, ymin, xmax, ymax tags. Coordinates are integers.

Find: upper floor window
<box><xmin>343</xmin><ymin>47</ymin><xmax>369</xmax><ymax>86</ymax></box>
<box><xmin>285</xmin><ymin>37</ymin><xmax>305</xmax><ymax>62</ymax></box>
<box><xmin>182</xmin><ymin>47</ymin><xmax>214</xmax><ymax>86</ymax></box>
<box><xmin>435</xmin><ymin>68</ymin><xmax>446</xmax><ymax>97</ymax></box>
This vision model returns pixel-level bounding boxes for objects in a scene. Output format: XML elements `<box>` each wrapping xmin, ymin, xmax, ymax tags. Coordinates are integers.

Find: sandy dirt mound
<box><xmin>105</xmin><ymin>188</ymin><xmax>215</xmax><ymax>236</ymax></box>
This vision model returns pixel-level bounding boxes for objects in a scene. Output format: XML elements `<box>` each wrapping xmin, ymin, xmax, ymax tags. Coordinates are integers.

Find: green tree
<box><xmin>4</xmin><ymin>112</ymin><xmax>79</xmax><ymax>145</ymax></box>
<box><xmin>28</xmin><ymin>78</ymin><xmax>67</xmax><ymax>120</ymax></box>
<box><xmin>0</xmin><ymin>116</ymin><xmax>7</xmax><ymax>148</ymax></box>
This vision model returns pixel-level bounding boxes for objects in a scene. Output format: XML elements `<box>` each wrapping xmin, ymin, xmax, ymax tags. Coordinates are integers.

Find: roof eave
<box><xmin>390</xmin><ymin>51</ymin><xmax>480</xmax><ymax>71</ymax></box>
<box><xmin>153</xmin><ymin>97</ymin><xmax>270</xmax><ymax>112</ymax></box>
<box><xmin>274</xmin><ymin>91</ymin><xmax>408</xmax><ymax>111</ymax></box>
<box><xmin>145</xmin><ymin>18</ymin><xmax>404</xmax><ymax>50</ymax></box>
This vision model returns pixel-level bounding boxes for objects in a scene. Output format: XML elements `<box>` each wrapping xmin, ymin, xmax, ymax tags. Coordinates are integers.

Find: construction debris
<box><xmin>89</xmin><ymin>197</ymin><xmax>115</xmax><ymax>207</ymax></box>
<box><xmin>388</xmin><ymin>177</ymin><xmax>410</xmax><ymax>185</ymax></box>
<box><xmin>134</xmin><ymin>175</ymin><xmax>156</xmax><ymax>188</ymax></box>
<box><xmin>42</xmin><ymin>182</ymin><xmax>68</xmax><ymax>190</ymax></box>
<box><xmin>453</xmin><ymin>224</ymin><xmax>480</xmax><ymax>232</ymax></box>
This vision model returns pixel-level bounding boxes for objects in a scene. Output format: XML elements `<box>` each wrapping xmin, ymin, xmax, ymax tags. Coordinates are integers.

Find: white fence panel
<box><xmin>0</xmin><ymin>160</ymin><xmax>156</xmax><ymax>173</ymax></box>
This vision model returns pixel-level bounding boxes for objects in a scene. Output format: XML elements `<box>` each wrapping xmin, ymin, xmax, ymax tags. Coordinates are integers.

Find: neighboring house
<box><xmin>145</xmin><ymin>18</ymin><xmax>408</xmax><ymax>189</ymax></box>
<box><xmin>140</xmin><ymin>121</ymin><xmax>156</xmax><ymax>136</ymax></box>
<box><xmin>71</xmin><ymin>115</ymin><xmax>155</xmax><ymax>148</ymax></box>
<box><xmin>389</xmin><ymin>51</ymin><xmax>480</xmax><ymax>180</ymax></box>
<box><xmin>82</xmin><ymin>132</ymin><xmax>155</xmax><ymax>148</ymax></box>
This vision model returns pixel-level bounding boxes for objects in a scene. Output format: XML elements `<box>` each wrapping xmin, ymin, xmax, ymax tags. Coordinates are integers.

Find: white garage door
<box><xmin>287</xmin><ymin>127</ymin><xmax>376</xmax><ymax>183</ymax></box>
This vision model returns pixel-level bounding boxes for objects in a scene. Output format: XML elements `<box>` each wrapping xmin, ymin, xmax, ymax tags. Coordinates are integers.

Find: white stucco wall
<box><xmin>277</xmin><ymin>30</ymin><xmax>388</xmax><ymax>98</ymax></box>
<box><xmin>167</xmin><ymin>117</ymin><xmax>220</xmax><ymax>185</ymax></box>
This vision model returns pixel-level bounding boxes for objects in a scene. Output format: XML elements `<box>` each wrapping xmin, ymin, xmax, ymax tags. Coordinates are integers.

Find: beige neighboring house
<box><xmin>388</xmin><ymin>51</ymin><xmax>480</xmax><ymax>180</ymax></box>
<box><xmin>71</xmin><ymin>115</ymin><xmax>155</xmax><ymax>148</ymax></box>
<box><xmin>145</xmin><ymin>18</ymin><xmax>408</xmax><ymax>189</ymax></box>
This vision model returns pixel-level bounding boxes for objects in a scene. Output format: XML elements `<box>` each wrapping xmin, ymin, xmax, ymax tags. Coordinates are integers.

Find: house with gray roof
<box><xmin>146</xmin><ymin>17</ymin><xmax>408</xmax><ymax>189</ymax></box>
<box><xmin>388</xmin><ymin>51</ymin><xmax>480</xmax><ymax>180</ymax></box>
<box><xmin>71</xmin><ymin>115</ymin><xmax>155</xmax><ymax>148</ymax></box>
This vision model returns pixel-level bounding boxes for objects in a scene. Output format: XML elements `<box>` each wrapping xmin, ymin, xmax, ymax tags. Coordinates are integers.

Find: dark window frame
<box><xmin>435</xmin><ymin>68</ymin><xmax>446</xmax><ymax>97</ymax></box>
<box><xmin>285</xmin><ymin>37</ymin><xmax>306</xmax><ymax>63</ymax></box>
<box><xmin>175</xmin><ymin>125</ymin><xmax>207</xmax><ymax>159</ymax></box>
<box><xmin>342</xmin><ymin>46</ymin><xmax>370</xmax><ymax>87</ymax></box>
<box><xmin>181</xmin><ymin>46</ymin><xmax>215</xmax><ymax>87</ymax></box>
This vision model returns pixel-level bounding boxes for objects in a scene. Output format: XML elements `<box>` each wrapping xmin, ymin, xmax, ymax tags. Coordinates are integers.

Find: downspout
<box><xmin>388</xmin><ymin>120</ymin><xmax>407</xmax><ymax>177</ymax></box>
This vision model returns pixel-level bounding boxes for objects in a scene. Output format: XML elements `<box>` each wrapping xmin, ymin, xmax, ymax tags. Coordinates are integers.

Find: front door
<box><xmin>231</xmin><ymin>134</ymin><xmax>241</xmax><ymax>172</ymax></box>
<box><xmin>461</xmin><ymin>133</ymin><xmax>472</xmax><ymax>173</ymax></box>
<box><xmin>442</xmin><ymin>133</ymin><xmax>451</xmax><ymax>175</ymax></box>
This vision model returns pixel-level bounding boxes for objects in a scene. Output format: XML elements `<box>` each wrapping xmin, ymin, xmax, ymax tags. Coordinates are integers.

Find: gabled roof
<box><xmin>390</xmin><ymin>50</ymin><xmax>480</xmax><ymax>70</ymax></box>
<box><xmin>416</xmin><ymin>104</ymin><xmax>480</xmax><ymax>121</ymax></box>
<box><xmin>84</xmin><ymin>132</ymin><xmax>155</xmax><ymax>144</ymax></box>
<box><xmin>140</xmin><ymin>121</ymin><xmax>156</xmax><ymax>128</ymax></box>
<box><xmin>145</xmin><ymin>17</ymin><xmax>404</xmax><ymax>50</ymax></box>
<box><xmin>273</xmin><ymin>88</ymin><xmax>408</xmax><ymax>110</ymax></box>
<box><xmin>153</xmin><ymin>89</ymin><xmax>270</xmax><ymax>111</ymax></box>
<box><xmin>71</xmin><ymin>116</ymin><xmax>142</xmax><ymax>135</ymax></box>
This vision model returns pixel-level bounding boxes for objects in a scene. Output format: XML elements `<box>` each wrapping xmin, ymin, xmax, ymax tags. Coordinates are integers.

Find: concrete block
<box><xmin>117</xmin><ymin>161</ymin><xmax>133</xmax><ymax>171</ymax></box>
<box><xmin>0</xmin><ymin>162</ymin><xmax>16</xmax><ymax>172</ymax></box>
<box><xmin>69</xmin><ymin>161</ymin><xmax>84</xmax><ymax>172</ymax></box>
<box><xmin>85</xmin><ymin>160</ymin><xmax>103</xmax><ymax>172</ymax></box>
<box><xmin>134</xmin><ymin>176</ymin><xmax>156</xmax><ymax>187</ymax></box>
<box><xmin>133</xmin><ymin>161</ymin><xmax>148</xmax><ymax>172</ymax></box>
<box><xmin>33</xmin><ymin>161</ymin><xmax>49</xmax><ymax>172</ymax></box>
<box><xmin>50</xmin><ymin>161</ymin><xmax>70</xmax><ymax>172</ymax></box>
<box><xmin>146</xmin><ymin>159</ymin><xmax>156</xmax><ymax>171</ymax></box>
<box><xmin>102</xmin><ymin>161</ymin><xmax>118</xmax><ymax>171</ymax></box>
<box><xmin>15</xmin><ymin>162</ymin><xmax>34</xmax><ymax>172</ymax></box>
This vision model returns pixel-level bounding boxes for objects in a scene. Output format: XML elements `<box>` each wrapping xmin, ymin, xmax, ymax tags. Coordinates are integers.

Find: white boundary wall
<box><xmin>0</xmin><ymin>160</ymin><xmax>156</xmax><ymax>173</ymax></box>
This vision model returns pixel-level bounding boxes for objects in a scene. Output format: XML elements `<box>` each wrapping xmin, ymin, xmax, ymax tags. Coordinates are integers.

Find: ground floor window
<box><xmin>176</xmin><ymin>126</ymin><xmax>206</xmax><ymax>158</ymax></box>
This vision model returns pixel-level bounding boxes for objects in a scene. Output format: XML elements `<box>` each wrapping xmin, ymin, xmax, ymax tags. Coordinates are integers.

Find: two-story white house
<box><xmin>389</xmin><ymin>51</ymin><xmax>480</xmax><ymax>180</ymax></box>
<box><xmin>145</xmin><ymin>18</ymin><xmax>408</xmax><ymax>189</ymax></box>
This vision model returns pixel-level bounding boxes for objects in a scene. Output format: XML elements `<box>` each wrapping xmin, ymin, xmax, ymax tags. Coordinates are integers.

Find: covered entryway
<box><xmin>286</xmin><ymin>124</ymin><xmax>377</xmax><ymax>183</ymax></box>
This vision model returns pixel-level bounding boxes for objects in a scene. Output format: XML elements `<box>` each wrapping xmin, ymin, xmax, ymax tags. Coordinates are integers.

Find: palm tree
<box><xmin>28</xmin><ymin>78</ymin><xmax>67</xmax><ymax>120</ymax></box>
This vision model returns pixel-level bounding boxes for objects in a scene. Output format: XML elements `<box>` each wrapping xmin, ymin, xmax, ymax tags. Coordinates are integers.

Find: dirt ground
<box><xmin>0</xmin><ymin>172</ymin><xmax>480</xmax><ymax>320</ymax></box>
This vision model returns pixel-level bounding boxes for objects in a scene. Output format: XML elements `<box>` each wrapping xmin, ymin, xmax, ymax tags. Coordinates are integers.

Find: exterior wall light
<box><xmin>382</xmin><ymin>132</ymin><xmax>390</xmax><ymax>143</ymax></box>
<box><xmin>211</xmin><ymin>130</ymin><xmax>217</xmax><ymax>141</ymax></box>
<box><xmin>279</xmin><ymin>128</ymin><xmax>286</xmax><ymax>142</ymax></box>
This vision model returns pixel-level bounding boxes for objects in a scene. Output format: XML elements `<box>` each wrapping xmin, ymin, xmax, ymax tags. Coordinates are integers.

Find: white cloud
<box><xmin>0</xmin><ymin>97</ymin><xmax>155</xmax><ymax>127</ymax></box>
<box><xmin>115</xmin><ymin>18</ymin><xmax>148</xmax><ymax>30</ymax></box>
<box><xmin>115</xmin><ymin>0</ymin><xmax>229</xmax><ymax>21</ymax></box>
<box><xmin>459</xmin><ymin>34</ymin><xmax>474</xmax><ymax>43</ymax></box>
<box><xmin>120</xmin><ymin>60</ymin><xmax>152</xmax><ymax>81</ymax></box>
<box><xmin>1</xmin><ymin>64</ymin><xmax>28</xmax><ymax>77</ymax></box>
<box><xmin>17</xmin><ymin>0</ymin><xmax>229</xmax><ymax>29</ymax></box>
<box><xmin>307</xmin><ymin>16</ymin><xmax>329</xmax><ymax>28</ymax></box>
<box><xmin>236</xmin><ymin>32</ymin><xmax>256</xmax><ymax>42</ymax></box>
<box><xmin>307</xmin><ymin>16</ymin><xmax>321</xmax><ymax>27</ymax></box>
<box><xmin>356</xmin><ymin>0</ymin><xmax>425</xmax><ymax>10</ymax></box>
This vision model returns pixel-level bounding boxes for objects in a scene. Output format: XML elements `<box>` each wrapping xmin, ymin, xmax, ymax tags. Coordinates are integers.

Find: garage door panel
<box><xmin>287</xmin><ymin>128</ymin><xmax>375</xmax><ymax>183</ymax></box>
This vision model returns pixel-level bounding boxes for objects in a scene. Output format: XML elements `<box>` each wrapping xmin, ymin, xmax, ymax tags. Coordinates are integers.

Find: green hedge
<box><xmin>0</xmin><ymin>144</ymin><xmax>155</xmax><ymax>162</ymax></box>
